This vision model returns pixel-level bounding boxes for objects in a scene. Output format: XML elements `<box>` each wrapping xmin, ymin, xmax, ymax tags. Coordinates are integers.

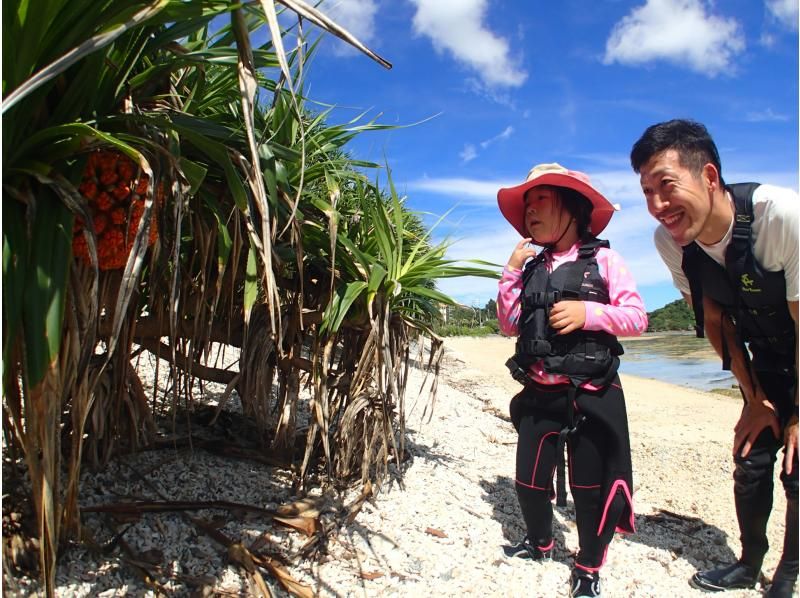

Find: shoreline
<box><xmin>442</xmin><ymin>333</ymin><xmax>736</xmax><ymax>394</ymax></box>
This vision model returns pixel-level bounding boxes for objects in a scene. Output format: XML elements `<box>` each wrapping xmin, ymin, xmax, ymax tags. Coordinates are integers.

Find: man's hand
<box><xmin>784</xmin><ymin>414</ymin><xmax>798</xmax><ymax>474</ymax></box>
<box><xmin>549</xmin><ymin>301</ymin><xmax>586</xmax><ymax>335</ymax></box>
<box><xmin>507</xmin><ymin>238</ymin><xmax>537</xmax><ymax>270</ymax></box>
<box><xmin>734</xmin><ymin>394</ymin><xmax>781</xmax><ymax>458</ymax></box>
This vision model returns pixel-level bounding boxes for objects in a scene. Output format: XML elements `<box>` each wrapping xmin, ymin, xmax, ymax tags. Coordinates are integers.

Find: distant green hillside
<box><xmin>647</xmin><ymin>299</ymin><xmax>696</xmax><ymax>332</ymax></box>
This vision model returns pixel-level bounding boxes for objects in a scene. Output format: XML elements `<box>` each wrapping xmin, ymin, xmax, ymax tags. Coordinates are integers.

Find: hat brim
<box><xmin>497</xmin><ymin>172</ymin><xmax>616</xmax><ymax>238</ymax></box>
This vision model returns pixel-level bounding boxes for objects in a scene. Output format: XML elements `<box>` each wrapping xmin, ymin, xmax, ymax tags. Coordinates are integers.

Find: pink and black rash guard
<box><xmin>497</xmin><ymin>242</ymin><xmax>648</xmax><ymax>387</ymax></box>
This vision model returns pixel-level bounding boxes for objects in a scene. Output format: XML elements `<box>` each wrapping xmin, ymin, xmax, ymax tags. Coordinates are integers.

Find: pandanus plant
<box><xmin>3</xmin><ymin>1</ymin><xmax>497</xmax><ymax>594</ymax></box>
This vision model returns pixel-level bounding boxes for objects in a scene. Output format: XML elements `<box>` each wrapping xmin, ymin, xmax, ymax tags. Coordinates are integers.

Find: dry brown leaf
<box><xmin>247</xmin><ymin>568</ymin><xmax>273</xmax><ymax>598</ymax></box>
<box><xmin>273</xmin><ymin>515</ymin><xmax>319</xmax><ymax>536</ymax></box>
<box><xmin>276</xmin><ymin>496</ymin><xmax>323</xmax><ymax>518</ymax></box>
<box><xmin>228</xmin><ymin>543</ymin><xmax>256</xmax><ymax>573</ymax></box>
<box><xmin>227</xmin><ymin>542</ymin><xmax>273</xmax><ymax>596</ymax></box>
<box><xmin>360</xmin><ymin>570</ymin><xmax>384</xmax><ymax>580</ymax></box>
<box><xmin>344</xmin><ymin>480</ymin><xmax>373</xmax><ymax>524</ymax></box>
<box><xmin>255</xmin><ymin>554</ymin><xmax>314</xmax><ymax>598</ymax></box>
<box><xmin>424</xmin><ymin>527</ymin><xmax>447</xmax><ymax>538</ymax></box>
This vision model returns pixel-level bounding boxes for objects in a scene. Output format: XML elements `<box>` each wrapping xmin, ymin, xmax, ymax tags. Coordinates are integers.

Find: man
<box><xmin>630</xmin><ymin>119</ymin><xmax>798</xmax><ymax>597</ymax></box>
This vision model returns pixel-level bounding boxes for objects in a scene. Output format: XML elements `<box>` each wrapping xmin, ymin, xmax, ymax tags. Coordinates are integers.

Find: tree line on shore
<box><xmin>434</xmin><ymin>297</ymin><xmax>695</xmax><ymax>337</ymax></box>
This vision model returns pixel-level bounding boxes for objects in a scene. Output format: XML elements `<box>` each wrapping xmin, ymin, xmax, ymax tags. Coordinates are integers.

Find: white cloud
<box><xmin>726</xmin><ymin>169</ymin><xmax>799</xmax><ymax>190</ymax></box>
<box><xmin>456</xmin><ymin>126</ymin><xmax>514</xmax><ymax>164</ymax></box>
<box><xmin>479</xmin><ymin>125</ymin><xmax>514</xmax><ymax>149</ymax></box>
<box><xmin>408</xmin><ymin>176</ymin><xmax>514</xmax><ymax>201</ymax></box>
<box><xmin>409</xmin><ymin>0</ymin><xmax>527</xmax><ymax>88</ymax></box>
<box><xmin>434</xmin><ymin>225</ymin><xmax>518</xmax><ymax>305</ymax></box>
<box><xmin>603</xmin><ymin>0</ymin><xmax>745</xmax><ymax>76</ymax></box>
<box><xmin>766</xmin><ymin>0</ymin><xmax>799</xmax><ymax>30</ymax></box>
<box><xmin>744</xmin><ymin>107</ymin><xmax>790</xmax><ymax>122</ymax></box>
<box><xmin>322</xmin><ymin>0</ymin><xmax>378</xmax><ymax>51</ymax></box>
<box><xmin>459</xmin><ymin>144</ymin><xmax>478</xmax><ymax>163</ymax></box>
<box><xmin>590</xmin><ymin>169</ymin><xmax>649</xmax><ymax>206</ymax></box>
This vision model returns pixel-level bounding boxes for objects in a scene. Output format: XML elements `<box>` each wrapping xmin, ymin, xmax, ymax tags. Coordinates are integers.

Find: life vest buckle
<box><xmin>505</xmin><ymin>357</ymin><xmax>531</xmax><ymax>385</ymax></box>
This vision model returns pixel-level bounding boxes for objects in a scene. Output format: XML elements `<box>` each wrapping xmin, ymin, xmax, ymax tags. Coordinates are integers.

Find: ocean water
<box><xmin>618</xmin><ymin>332</ymin><xmax>737</xmax><ymax>392</ymax></box>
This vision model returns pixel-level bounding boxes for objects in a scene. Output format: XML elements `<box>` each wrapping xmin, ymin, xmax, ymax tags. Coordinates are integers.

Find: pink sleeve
<box><xmin>583</xmin><ymin>248</ymin><xmax>648</xmax><ymax>337</ymax></box>
<box><xmin>497</xmin><ymin>265</ymin><xmax>523</xmax><ymax>336</ymax></box>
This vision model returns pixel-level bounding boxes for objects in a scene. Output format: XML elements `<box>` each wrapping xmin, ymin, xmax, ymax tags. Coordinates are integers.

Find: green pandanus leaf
<box><xmin>321</xmin><ymin>281</ymin><xmax>368</xmax><ymax>336</ymax></box>
<box><xmin>5</xmin><ymin>187</ymin><xmax>72</xmax><ymax>598</ymax></box>
<box><xmin>3</xmin><ymin>0</ymin><xmax>170</xmax><ymax>114</ymax></box>
<box><xmin>22</xmin><ymin>188</ymin><xmax>72</xmax><ymax>387</ymax></box>
<box><xmin>244</xmin><ymin>245</ymin><xmax>259</xmax><ymax>323</ymax></box>
<box><xmin>201</xmin><ymin>192</ymin><xmax>233</xmax><ymax>273</ymax></box>
<box><xmin>2</xmin><ymin>199</ymin><xmax>28</xmax><ymax>389</ymax></box>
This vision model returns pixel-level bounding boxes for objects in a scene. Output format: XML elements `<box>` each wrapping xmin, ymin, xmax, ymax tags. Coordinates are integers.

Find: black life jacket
<box><xmin>508</xmin><ymin>237</ymin><xmax>624</xmax><ymax>386</ymax></box>
<box><xmin>681</xmin><ymin>183</ymin><xmax>795</xmax><ymax>372</ymax></box>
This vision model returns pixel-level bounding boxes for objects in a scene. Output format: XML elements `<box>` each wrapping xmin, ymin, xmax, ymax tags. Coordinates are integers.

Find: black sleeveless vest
<box><xmin>681</xmin><ymin>183</ymin><xmax>795</xmax><ymax>371</ymax></box>
<box><xmin>510</xmin><ymin>237</ymin><xmax>624</xmax><ymax>386</ymax></box>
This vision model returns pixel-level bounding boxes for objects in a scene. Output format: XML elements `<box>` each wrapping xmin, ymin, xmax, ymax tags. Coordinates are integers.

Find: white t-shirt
<box><xmin>654</xmin><ymin>184</ymin><xmax>799</xmax><ymax>301</ymax></box>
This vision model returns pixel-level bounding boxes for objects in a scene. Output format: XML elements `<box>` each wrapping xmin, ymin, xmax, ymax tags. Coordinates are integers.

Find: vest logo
<box><xmin>740</xmin><ymin>273</ymin><xmax>761</xmax><ymax>293</ymax></box>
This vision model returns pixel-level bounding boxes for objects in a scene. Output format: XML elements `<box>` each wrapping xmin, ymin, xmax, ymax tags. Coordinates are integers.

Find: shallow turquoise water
<box><xmin>618</xmin><ymin>333</ymin><xmax>737</xmax><ymax>392</ymax></box>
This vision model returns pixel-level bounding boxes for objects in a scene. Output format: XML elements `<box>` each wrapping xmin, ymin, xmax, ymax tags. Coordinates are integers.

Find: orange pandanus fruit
<box><xmin>72</xmin><ymin>150</ymin><xmax>160</xmax><ymax>270</ymax></box>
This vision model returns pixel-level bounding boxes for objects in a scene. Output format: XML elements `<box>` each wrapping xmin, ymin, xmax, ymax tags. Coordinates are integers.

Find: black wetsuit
<box><xmin>511</xmin><ymin>378</ymin><xmax>634</xmax><ymax>570</ymax></box>
<box><xmin>682</xmin><ymin>183</ymin><xmax>798</xmax><ymax>583</ymax></box>
<box><xmin>507</xmin><ymin>239</ymin><xmax>635</xmax><ymax>571</ymax></box>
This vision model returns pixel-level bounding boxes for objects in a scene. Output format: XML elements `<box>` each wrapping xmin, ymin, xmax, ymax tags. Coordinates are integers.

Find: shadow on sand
<box><xmin>477</xmin><ymin>474</ymin><xmax>737</xmax><ymax>571</ymax></box>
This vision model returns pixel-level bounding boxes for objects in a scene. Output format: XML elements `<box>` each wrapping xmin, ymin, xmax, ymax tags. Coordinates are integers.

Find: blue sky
<box><xmin>299</xmin><ymin>0</ymin><xmax>798</xmax><ymax>312</ymax></box>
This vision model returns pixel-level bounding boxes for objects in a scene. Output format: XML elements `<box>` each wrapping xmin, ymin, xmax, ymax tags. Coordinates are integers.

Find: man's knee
<box><xmin>734</xmin><ymin>449</ymin><xmax>775</xmax><ymax>497</ymax></box>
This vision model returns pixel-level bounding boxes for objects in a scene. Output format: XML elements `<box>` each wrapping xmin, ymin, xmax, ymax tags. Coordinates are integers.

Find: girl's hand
<box><xmin>549</xmin><ymin>301</ymin><xmax>586</xmax><ymax>335</ymax></box>
<box><xmin>507</xmin><ymin>238</ymin><xmax>537</xmax><ymax>270</ymax></box>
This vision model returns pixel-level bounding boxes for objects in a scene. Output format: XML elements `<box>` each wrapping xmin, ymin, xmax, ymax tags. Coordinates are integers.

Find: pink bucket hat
<box><xmin>497</xmin><ymin>163</ymin><xmax>619</xmax><ymax>237</ymax></box>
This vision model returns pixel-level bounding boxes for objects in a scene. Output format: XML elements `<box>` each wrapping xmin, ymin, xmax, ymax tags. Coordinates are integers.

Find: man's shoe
<box><xmin>502</xmin><ymin>536</ymin><xmax>552</xmax><ymax>560</ymax></box>
<box><xmin>690</xmin><ymin>561</ymin><xmax>764</xmax><ymax>592</ymax></box>
<box><xmin>570</xmin><ymin>568</ymin><xmax>601</xmax><ymax>597</ymax></box>
<box><xmin>766</xmin><ymin>577</ymin><xmax>797</xmax><ymax>598</ymax></box>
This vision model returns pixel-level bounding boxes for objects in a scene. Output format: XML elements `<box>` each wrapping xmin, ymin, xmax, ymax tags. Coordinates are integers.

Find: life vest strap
<box><xmin>516</xmin><ymin>338</ymin><xmax>553</xmax><ymax>356</ymax></box>
<box><xmin>556</xmin><ymin>385</ymin><xmax>585</xmax><ymax>507</ymax></box>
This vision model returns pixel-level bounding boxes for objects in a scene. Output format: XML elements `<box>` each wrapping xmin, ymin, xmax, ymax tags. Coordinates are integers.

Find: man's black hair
<box><xmin>630</xmin><ymin>119</ymin><xmax>725</xmax><ymax>185</ymax></box>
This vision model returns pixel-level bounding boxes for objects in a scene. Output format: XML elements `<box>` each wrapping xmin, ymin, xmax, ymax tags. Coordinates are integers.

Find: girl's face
<box><xmin>524</xmin><ymin>186</ymin><xmax>571</xmax><ymax>244</ymax></box>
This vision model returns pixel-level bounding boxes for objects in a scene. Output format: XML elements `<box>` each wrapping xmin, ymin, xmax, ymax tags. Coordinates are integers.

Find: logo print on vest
<box><xmin>740</xmin><ymin>273</ymin><xmax>761</xmax><ymax>293</ymax></box>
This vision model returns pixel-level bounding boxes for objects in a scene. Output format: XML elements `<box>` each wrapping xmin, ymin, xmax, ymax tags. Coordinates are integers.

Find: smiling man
<box><xmin>630</xmin><ymin>119</ymin><xmax>798</xmax><ymax>598</ymax></box>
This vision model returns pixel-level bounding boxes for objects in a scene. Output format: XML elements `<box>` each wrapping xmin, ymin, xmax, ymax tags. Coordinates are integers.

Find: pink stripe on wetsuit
<box><xmin>497</xmin><ymin>242</ymin><xmax>648</xmax><ymax>387</ymax></box>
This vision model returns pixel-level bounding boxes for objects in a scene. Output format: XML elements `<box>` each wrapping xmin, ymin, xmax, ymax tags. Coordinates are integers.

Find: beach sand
<box><xmin>298</xmin><ymin>335</ymin><xmax>787</xmax><ymax>597</ymax></box>
<box><xmin>8</xmin><ymin>335</ymin><xmax>789</xmax><ymax>597</ymax></box>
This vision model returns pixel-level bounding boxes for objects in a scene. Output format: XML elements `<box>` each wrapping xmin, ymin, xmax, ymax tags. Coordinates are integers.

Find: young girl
<box><xmin>496</xmin><ymin>163</ymin><xmax>647</xmax><ymax>598</ymax></box>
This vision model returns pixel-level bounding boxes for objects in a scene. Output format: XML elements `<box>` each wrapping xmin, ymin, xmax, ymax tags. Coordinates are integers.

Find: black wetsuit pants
<box><xmin>735</xmin><ymin>367</ymin><xmax>798</xmax><ymax>583</ymax></box>
<box><xmin>511</xmin><ymin>380</ymin><xmax>630</xmax><ymax>570</ymax></box>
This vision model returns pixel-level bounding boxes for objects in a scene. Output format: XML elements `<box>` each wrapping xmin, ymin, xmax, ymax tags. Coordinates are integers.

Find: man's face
<box><xmin>638</xmin><ymin>149</ymin><xmax>712</xmax><ymax>246</ymax></box>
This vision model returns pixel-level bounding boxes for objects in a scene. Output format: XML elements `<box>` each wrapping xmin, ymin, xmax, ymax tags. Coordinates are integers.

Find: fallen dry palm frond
<box><xmin>81</xmin><ymin>499</ymin><xmax>321</xmax><ymax>537</ymax></box>
<box><xmin>103</xmin><ymin>460</ymin><xmax>316</xmax><ymax>597</ymax></box>
<box><xmin>81</xmin><ymin>500</ymin><xmax>279</xmax><ymax>517</ymax></box>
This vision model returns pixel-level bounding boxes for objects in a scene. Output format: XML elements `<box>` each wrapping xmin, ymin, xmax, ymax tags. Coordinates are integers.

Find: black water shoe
<box><xmin>502</xmin><ymin>536</ymin><xmax>552</xmax><ymax>560</ymax></box>
<box><xmin>690</xmin><ymin>561</ymin><xmax>764</xmax><ymax>592</ymax></box>
<box><xmin>766</xmin><ymin>577</ymin><xmax>797</xmax><ymax>598</ymax></box>
<box><xmin>570</xmin><ymin>568</ymin><xmax>601</xmax><ymax>597</ymax></box>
